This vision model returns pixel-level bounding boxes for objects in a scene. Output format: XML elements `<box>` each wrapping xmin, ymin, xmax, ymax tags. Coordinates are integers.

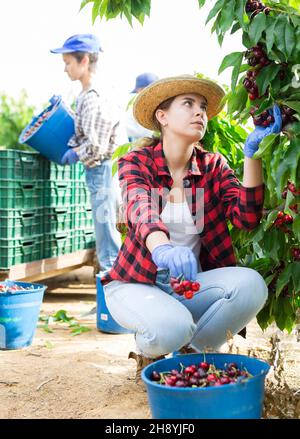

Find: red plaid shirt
<box><xmin>102</xmin><ymin>142</ymin><xmax>264</xmax><ymax>285</ymax></box>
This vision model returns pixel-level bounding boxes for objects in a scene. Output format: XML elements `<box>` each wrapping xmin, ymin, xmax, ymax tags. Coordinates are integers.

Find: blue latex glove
<box><xmin>244</xmin><ymin>104</ymin><xmax>282</xmax><ymax>158</ymax></box>
<box><xmin>152</xmin><ymin>244</ymin><xmax>198</xmax><ymax>281</ymax></box>
<box><xmin>61</xmin><ymin>148</ymin><xmax>79</xmax><ymax>165</ymax></box>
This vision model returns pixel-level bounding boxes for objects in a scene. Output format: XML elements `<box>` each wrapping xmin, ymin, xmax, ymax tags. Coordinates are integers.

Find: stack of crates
<box><xmin>43</xmin><ymin>159</ymin><xmax>95</xmax><ymax>258</ymax></box>
<box><xmin>0</xmin><ymin>149</ymin><xmax>96</xmax><ymax>269</ymax></box>
<box><xmin>0</xmin><ymin>150</ymin><xmax>44</xmax><ymax>269</ymax></box>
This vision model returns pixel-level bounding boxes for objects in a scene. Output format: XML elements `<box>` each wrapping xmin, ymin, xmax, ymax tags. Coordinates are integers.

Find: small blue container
<box><xmin>0</xmin><ymin>280</ymin><xmax>46</xmax><ymax>350</ymax></box>
<box><xmin>142</xmin><ymin>353</ymin><xmax>270</xmax><ymax>419</ymax></box>
<box><xmin>96</xmin><ymin>274</ymin><xmax>133</xmax><ymax>334</ymax></box>
<box><xmin>19</xmin><ymin>95</ymin><xmax>75</xmax><ymax>164</ymax></box>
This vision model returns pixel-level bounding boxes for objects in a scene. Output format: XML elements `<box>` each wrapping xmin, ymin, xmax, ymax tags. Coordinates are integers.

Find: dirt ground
<box><xmin>1</xmin><ymin>267</ymin><xmax>300</xmax><ymax>419</ymax></box>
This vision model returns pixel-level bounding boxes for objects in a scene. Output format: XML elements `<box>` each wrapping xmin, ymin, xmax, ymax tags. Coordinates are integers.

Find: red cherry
<box><xmin>249</xmin><ymin>94</ymin><xmax>257</xmax><ymax>100</ymax></box>
<box><xmin>182</xmin><ymin>280</ymin><xmax>191</xmax><ymax>290</ymax></box>
<box><xmin>277</xmin><ymin>211</ymin><xmax>285</xmax><ymax>219</ymax></box>
<box><xmin>284</xmin><ymin>214</ymin><xmax>294</xmax><ymax>224</ymax></box>
<box><xmin>288</xmin><ymin>182</ymin><xmax>297</xmax><ymax>193</ymax></box>
<box><xmin>207</xmin><ymin>373</ymin><xmax>217</xmax><ymax>382</ymax></box>
<box><xmin>184</xmin><ymin>290</ymin><xmax>194</xmax><ymax>300</ymax></box>
<box><xmin>184</xmin><ymin>365</ymin><xmax>197</xmax><ymax>375</ymax></box>
<box><xmin>173</xmin><ymin>283</ymin><xmax>184</xmax><ymax>294</ymax></box>
<box><xmin>199</xmin><ymin>361</ymin><xmax>209</xmax><ymax>371</ymax></box>
<box><xmin>191</xmin><ymin>282</ymin><xmax>200</xmax><ymax>292</ymax></box>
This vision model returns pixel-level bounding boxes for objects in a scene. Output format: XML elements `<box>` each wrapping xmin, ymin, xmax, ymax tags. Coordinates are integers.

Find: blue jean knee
<box><xmin>104</xmin><ymin>279</ymin><xmax>196</xmax><ymax>358</ymax></box>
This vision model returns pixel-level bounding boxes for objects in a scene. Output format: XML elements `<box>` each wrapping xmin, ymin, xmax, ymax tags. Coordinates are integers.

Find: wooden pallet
<box><xmin>0</xmin><ymin>248</ymin><xmax>95</xmax><ymax>282</ymax></box>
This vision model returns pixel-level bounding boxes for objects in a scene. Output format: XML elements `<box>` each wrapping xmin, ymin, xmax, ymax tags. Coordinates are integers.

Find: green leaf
<box><xmin>265</xmin><ymin>16</ymin><xmax>277</xmax><ymax>53</ymax></box>
<box><xmin>276</xmin><ymin>265</ymin><xmax>293</xmax><ymax>298</ymax></box>
<box><xmin>242</xmin><ymin>32</ymin><xmax>252</xmax><ymax>49</ymax></box>
<box><xmin>284</xmin><ymin>19</ymin><xmax>296</xmax><ymax>58</ymax></box>
<box><xmin>235</xmin><ymin>0</ymin><xmax>248</xmax><ymax>27</ymax></box>
<box><xmin>257</xmin><ymin>303</ymin><xmax>272</xmax><ymax>330</ymax></box>
<box><xmin>227</xmin><ymin>84</ymin><xmax>248</xmax><ymax>114</ymax></box>
<box><xmin>255</xmin><ymin>64</ymin><xmax>281</xmax><ymax>97</ymax></box>
<box><xmin>263</xmin><ymin>210</ymin><xmax>278</xmax><ymax>231</ymax></box>
<box><xmin>264</xmin><ymin>272</ymin><xmax>277</xmax><ymax>287</ymax></box>
<box><xmin>282</xmin><ymin>100</ymin><xmax>300</xmax><ymax>115</ymax></box>
<box><xmin>230</xmin><ymin>22</ymin><xmax>241</xmax><ymax>34</ymax></box>
<box><xmin>70</xmin><ymin>325</ymin><xmax>91</xmax><ymax>336</ymax></box>
<box><xmin>275</xmin><ymin>15</ymin><xmax>296</xmax><ymax>60</ymax></box>
<box><xmin>291</xmin><ymin>262</ymin><xmax>300</xmax><ymax>292</ymax></box>
<box><xmin>253</xmin><ymin>133</ymin><xmax>279</xmax><ymax>159</ymax></box>
<box><xmin>198</xmin><ymin>0</ymin><xmax>206</xmax><ymax>7</ymax></box>
<box><xmin>218</xmin><ymin>2</ymin><xmax>237</xmax><ymax>34</ymax></box>
<box><xmin>92</xmin><ymin>0</ymin><xmax>101</xmax><ymax>23</ymax></box>
<box><xmin>53</xmin><ymin>309</ymin><xmax>73</xmax><ymax>322</ymax></box>
<box><xmin>80</xmin><ymin>0</ymin><xmax>94</xmax><ymax>12</ymax></box>
<box><xmin>205</xmin><ymin>0</ymin><xmax>226</xmax><ymax>24</ymax></box>
<box><xmin>262</xmin><ymin>227</ymin><xmax>282</xmax><ymax>262</ymax></box>
<box><xmin>249</xmin><ymin>12</ymin><xmax>267</xmax><ymax>46</ymax></box>
<box><xmin>218</xmin><ymin>52</ymin><xmax>244</xmax><ymax>75</ymax></box>
<box><xmin>231</xmin><ymin>55</ymin><xmax>244</xmax><ymax>92</ymax></box>
<box><xmin>292</xmin><ymin>215</ymin><xmax>300</xmax><ymax>241</ymax></box>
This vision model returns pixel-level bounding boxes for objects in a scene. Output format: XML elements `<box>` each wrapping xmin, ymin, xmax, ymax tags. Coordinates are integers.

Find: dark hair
<box><xmin>70</xmin><ymin>51</ymin><xmax>98</xmax><ymax>73</ymax></box>
<box><xmin>138</xmin><ymin>96</ymin><xmax>176</xmax><ymax>148</ymax></box>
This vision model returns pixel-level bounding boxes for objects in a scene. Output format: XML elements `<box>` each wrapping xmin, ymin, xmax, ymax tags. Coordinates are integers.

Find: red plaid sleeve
<box><xmin>219</xmin><ymin>156</ymin><xmax>264</xmax><ymax>230</ymax></box>
<box><xmin>118</xmin><ymin>153</ymin><xmax>170</xmax><ymax>243</ymax></box>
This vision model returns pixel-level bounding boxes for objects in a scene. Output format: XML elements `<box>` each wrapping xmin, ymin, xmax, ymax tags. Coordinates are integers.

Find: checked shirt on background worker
<box><xmin>101</xmin><ymin>74</ymin><xmax>282</xmax><ymax>386</ymax></box>
<box><xmin>51</xmin><ymin>34</ymin><xmax>124</xmax><ymax>279</ymax></box>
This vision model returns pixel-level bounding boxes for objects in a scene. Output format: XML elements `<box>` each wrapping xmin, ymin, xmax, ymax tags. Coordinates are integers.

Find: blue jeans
<box><xmin>85</xmin><ymin>160</ymin><xmax>121</xmax><ymax>277</ymax></box>
<box><xmin>104</xmin><ymin>266</ymin><xmax>268</xmax><ymax>358</ymax></box>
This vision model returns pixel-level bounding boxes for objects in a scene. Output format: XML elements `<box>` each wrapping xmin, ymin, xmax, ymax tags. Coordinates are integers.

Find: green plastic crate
<box><xmin>73</xmin><ymin>229</ymin><xmax>95</xmax><ymax>251</ymax></box>
<box><xmin>72</xmin><ymin>162</ymin><xmax>86</xmax><ymax>181</ymax></box>
<box><xmin>44</xmin><ymin>206</ymin><xmax>73</xmax><ymax>233</ymax></box>
<box><xmin>0</xmin><ymin>235</ymin><xmax>44</xmax><ymax>269</ymax></box>
<box><xmin>0</xmin><ymin>149</ymin><xmax>44</xmax><ymax>180</ymax></box>
<box><xmin>73</xmin><ymin>205</ymin><xmax>93</xmax><ymax>230</ymax></box>
<box><xmin>44</xmin><ymin>181</ymin><xmax>73</xmax><ymax>207</ymax></box>
<box><xmin>44</xmin><ymin>231</ymin><xmax>73</xmax><ymax>258</ymax></box>
<box><xmin>0</xmin><ymin>180</ymin><xmax>44</xmax><ymax>209</ymax></box>
<box><xmin>72</xmin><ymin>182</ymin><xmax>90</xmax><ymax>205</ymax></box>
<box><xmin>0</xmin><ymin>208</ymin><xmax>44</xmax><ymax>239</ymax></box>
<box><xmin>44</xmin><ymin>161</ymin><xmax>73</xmax><ymax>181</ymax></box>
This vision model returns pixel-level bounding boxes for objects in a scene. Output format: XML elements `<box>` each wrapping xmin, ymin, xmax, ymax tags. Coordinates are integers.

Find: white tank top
<box><xmin>160</xmin><ymin>201</ymin><xmax>202</xmax><ymax>272</ymax></box>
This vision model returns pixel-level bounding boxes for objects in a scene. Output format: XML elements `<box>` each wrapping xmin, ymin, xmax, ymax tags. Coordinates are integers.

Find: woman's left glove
<box><xmin>243</xmin><ymin>104</ymin><xmax>282</xmax><ymax>158</ymax></box>
<box><xmin>61</xmin><ymin>148</ymin><xmax>79</xmax><ymax>165</ymax></box>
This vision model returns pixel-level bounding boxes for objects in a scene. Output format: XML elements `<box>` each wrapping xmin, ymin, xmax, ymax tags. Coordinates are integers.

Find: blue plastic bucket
<box><xmin>19</xmin><ymin>95</ymin><xmax>75</xmax><ymax>164</ymax></box>
<box><xmin>0</xmin><ymin>280</ymin><xmax>46</xmax><ymax>350</ymax></box>
<box><xmin>142</xmin><ymin>353</ymin><xmax>270</xmax><ymax>419</ymax></box>
<box><xmin>96</xmin><ymin>275</ymin><xmax>133</xmax><ymax>334</ymax></box>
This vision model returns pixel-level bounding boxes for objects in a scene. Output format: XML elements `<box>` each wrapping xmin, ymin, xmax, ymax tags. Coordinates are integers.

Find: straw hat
<box><xmin>133</xmin><ymin>75</ymin><xmax>225</xmax><ymax>131</ymax></box>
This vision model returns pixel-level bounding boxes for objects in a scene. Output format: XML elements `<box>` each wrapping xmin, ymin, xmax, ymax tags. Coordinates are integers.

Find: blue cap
<box><xmin>131</xmin><ymin>72</ymin><xmax>159</xmax><ymax>93</ymax></box>
<box><xmin>50</xmin><ymin>33</ymin><xmax>103</xmax><ymax>54</ymax></box>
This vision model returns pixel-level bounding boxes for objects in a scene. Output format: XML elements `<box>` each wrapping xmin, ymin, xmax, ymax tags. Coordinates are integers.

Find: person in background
<box><xmin>50</xmin><ymin>34</ymin><xmax>123</xmax><ymax>279</ymax></box>
<box><xmin>101</xmin><ymin>74</ymin><xmax>282</xmax><ymax>386</ymax></box>
<box><xmin>126</xmin><ymin>72</ymin><xmax>159</xmax><ymax>142</ymax></box>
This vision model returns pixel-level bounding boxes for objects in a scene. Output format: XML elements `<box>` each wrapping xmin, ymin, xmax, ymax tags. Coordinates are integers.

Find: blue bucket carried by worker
<box><xmin>142</xmin><ymin>353</ymin><xmax>270</xmax><ymax>419</ymax></box>
<box><xmin>96</xmin><ymin>274</ymin><xmax>133</xmax><ymax>334</ymax></box>
<box><xmin>19</xmin><ymin>95</ymin><xmax>75</xmax><ymax>164</ymax></box>
<box><xmin>0</xmin><ymin>280</ymin><xmax>46</xmax><ymax>350</ymax></box>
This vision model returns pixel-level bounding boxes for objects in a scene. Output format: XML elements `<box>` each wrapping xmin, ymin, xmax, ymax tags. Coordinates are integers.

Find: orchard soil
<box><xmin>1</xmin><ymin>267</ymin><xmax>299</xmax><ymax>419</ymax></box>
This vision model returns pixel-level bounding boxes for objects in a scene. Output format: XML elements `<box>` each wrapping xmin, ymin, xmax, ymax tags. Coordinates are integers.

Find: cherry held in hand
<box><xmin>170</xmin><ymin>275</ymin><xmax>200</xmax><ymax>300</ymax></box>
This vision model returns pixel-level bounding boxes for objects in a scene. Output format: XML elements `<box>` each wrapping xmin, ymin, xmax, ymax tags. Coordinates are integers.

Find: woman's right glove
<box><xmin>151</xmin><ymin>244</ymin><xmax>198</xmax><ymax>281</ymax></box>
